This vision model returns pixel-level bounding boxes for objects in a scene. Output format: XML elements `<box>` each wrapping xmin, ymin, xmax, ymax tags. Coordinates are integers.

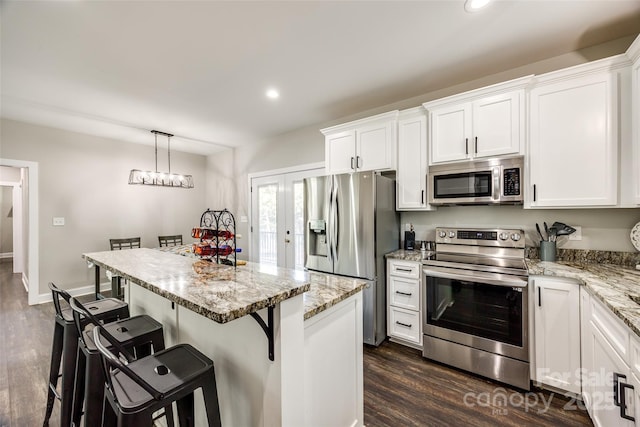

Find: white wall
<box><xmin>1</xmin><ymin>118</ymin><xmax>208</xmax><ymax>297</ymax></box>
<box><xmin>207</xmin><ymin>35</ymin><xmax>640</xmax><ymax>259</ymax></box>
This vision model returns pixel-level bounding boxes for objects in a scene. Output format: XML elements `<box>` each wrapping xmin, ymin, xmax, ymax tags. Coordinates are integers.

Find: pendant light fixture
<box><xmin>128</xmin><ymin>130</ymin><xmax>194</xmax><ymax>188</ymax></box>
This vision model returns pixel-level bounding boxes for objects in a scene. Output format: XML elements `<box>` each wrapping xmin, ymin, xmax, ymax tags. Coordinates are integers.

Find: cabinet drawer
<box><xmin>389</xmin><ymin>276</ymin><xmax>420</xmax><ymax>310</ymax></box>
<box><xmin>389</xmin><ymin>307</ymin><xmax>421</xmax><ymax>344</ymax></box>
<box><xmin>590</xmin><ymin>296</ymin><xmax>629</xmax><ymax>362</ymax></box>
<box><xmin>388</xmin><ymin>260</ymin><xmax>421</xmax><ymax>279</ymax></box>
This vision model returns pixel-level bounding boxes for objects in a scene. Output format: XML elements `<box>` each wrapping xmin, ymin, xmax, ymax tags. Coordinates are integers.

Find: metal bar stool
<box><xmin>108</xmin><ymin>237</ymin><xmax>141</xmax><ymax>300</ymax></box>
<box><xmin>93</xmin><ymin>325</ymin><xmax>222</xmax><ymax>427</ymax></box>
<box><xmin>44</xmin><ymin>282</ymin><xmax>129</xmax><ymax>427</ymax></box>
<box><xmin>68</xmin><ymin>297</ymin><xmax>172</xmax><ymax>427</ymax></box>
<box><xmin>158</xmin><ymin>235</ymin><xmax>183</xmax><ymax>247</ymax></box>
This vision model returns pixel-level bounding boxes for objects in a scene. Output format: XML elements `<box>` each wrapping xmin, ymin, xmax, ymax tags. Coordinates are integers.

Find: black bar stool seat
<box><xmin>44</xmin><ymin>282</ymin><xmax>129</xmax><ymax>427</ymax></box>
<box><xmin>69</xmin><ymin>297</ymin><xmax>167</xmax><ymax>427</ymax></box>
<box><xmin>94</xmin><ymin>326</ymin><xmax>222</xmax><ymax>427</ymax></box>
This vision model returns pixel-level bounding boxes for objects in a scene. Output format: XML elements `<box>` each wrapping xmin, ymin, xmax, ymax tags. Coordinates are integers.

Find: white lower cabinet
<box><xmin>582</xmin><ymin>290</ymin><xmax>635</xmax><ymax>427</ymax></box>
<box><xmin>387</xmin><ymin>259</ymin><xmax>422</xmax><ymax>348</ymax></box>
<box><xmin>532</xmin><ymin>277</ymin><xmax>581</xmax><ymax>394</ymax></box>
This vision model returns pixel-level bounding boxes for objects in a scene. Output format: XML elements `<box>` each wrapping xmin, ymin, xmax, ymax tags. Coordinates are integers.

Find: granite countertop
<box><xmin>84</xmin><ymin>247</ymin><xmax>366</xmax><ymax>323</ymax></box>
<box><xmin>385</xmin><ymin>249</ymin><xmax>433</xmax><ymax>262</ymax></box>
<box><xmin>386</xmin><ymin>248</ymin><xmax>640</xmax><ymax>339</ymax></box>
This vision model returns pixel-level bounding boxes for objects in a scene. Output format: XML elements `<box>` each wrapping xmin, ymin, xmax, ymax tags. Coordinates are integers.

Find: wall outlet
<box><xmin>52</xmin><ymin>217</ymin><xmax>65</xmax><ymax>226</ymax></box>
<box><xmin>569</xmin><ymin>226</ymin><xmax>582</xmax><ymax>240</ymax></box>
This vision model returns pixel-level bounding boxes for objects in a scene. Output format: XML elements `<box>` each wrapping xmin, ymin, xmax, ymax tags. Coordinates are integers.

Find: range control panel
<box><xmin>435</xmin><ymin>227</ymin><xmax>525</xmax><ymax>249</ymax></box>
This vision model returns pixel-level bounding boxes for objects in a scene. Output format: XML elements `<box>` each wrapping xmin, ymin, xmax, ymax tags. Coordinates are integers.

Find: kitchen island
<box><xmin>83</xmin><ymin>248</ymin><xmax>366</xmax><ymax>427</ymax></box>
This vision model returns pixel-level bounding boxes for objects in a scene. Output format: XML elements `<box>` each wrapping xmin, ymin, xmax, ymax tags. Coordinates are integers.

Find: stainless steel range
<box><xmin>422</xmin><ymin>227</ymin><xmax>530</xmax><ymax>390</ymax></box>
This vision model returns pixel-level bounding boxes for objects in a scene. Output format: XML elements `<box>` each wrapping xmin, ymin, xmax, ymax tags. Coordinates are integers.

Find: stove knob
<box><xmin>438</xmin><ymin>230</ymin><xmax>446</xmax><ymax>238</ymax></box>
<box><xmin>448</xmin><ymin>231</ymin><xmax>456</xmax><ymax>238</ymax></box>
<box><xmin>511</xmin><ymin>233</ymin><xmax>521</xmax><ymax>242</ymax></box>
<box><xmin>499</xmin><ymin>232</ymin><xmax>509</xmax><ymax>240</ymax></box>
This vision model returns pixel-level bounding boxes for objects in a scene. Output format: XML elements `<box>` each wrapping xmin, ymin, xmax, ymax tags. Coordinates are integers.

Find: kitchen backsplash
<box><xmin>401</xmin><ymin>205</ymin><xmax>640</xmax><ymax>253</ymax></box>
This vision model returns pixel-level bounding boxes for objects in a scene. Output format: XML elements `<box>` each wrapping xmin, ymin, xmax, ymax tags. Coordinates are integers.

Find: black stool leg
<box><xmin>44</xmin><ymin>322</ymin><xmax>64</xmax><ymax>425</ymax></box>
<box><xmin>202</xmin><ymin>377</ymin><xmax>222</xmax><ymax>427</ymax></box>
<box><xmin>176</xmin><ymin>393</ymin><xmax>195</xmax><ymax>427</ymax></box>
<box><xmin>60</xmin><ymin>325</ymin><xmax>79</xmax><ymax>427</ymax></box>
<box><xmin>82</xmin><ymin>349</ymin><xmax>106</xmax><ymax>427</ymax></box>
<box><xmin>71</xmin><ymin>344</ymin><xmax>87</xmax><ymax>427</ymax></box>
<box><xmin>164</xmin><ymin>404</ymin><xmax>175</xmax><ymax>427</ymax></box>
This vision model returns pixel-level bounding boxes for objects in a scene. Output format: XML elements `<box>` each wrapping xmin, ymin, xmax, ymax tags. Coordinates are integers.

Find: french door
<box><xmin>250</xmin><ymin>167</ymin><xmax>323</xmax><ymax>269</ymax></box>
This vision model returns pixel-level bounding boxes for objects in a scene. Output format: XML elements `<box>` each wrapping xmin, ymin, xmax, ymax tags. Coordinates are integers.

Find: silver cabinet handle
<box><xmin>350</xmin><ymin>157</ymin><xmax>355</xmax><ymax>170</ymax></box>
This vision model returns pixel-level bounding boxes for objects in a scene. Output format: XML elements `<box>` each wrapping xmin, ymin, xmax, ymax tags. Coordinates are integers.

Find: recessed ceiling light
<box><xmin>464</xmin><ymin>0</ymin><xmax>491</xmax><ymax>12</ymax></box>
<box><xmin>266</xmin><ymin>88</ymin><xmax>280</xmax><ymax>100</ymax></box>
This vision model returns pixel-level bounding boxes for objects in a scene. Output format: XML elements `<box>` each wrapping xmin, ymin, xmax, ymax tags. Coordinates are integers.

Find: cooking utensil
<box><xmin>535</xmin><ymin>223</ymin><xmax>545</xmax><ymax>241</ymax></box>
<box><xmin>548</xmin><ymin>226</ymin><xmax>557</xmax><ymax>242</ymax></box>
<box><xmin>544</xmin><ymin>222</ymin><xmax>550</xmax><ymax>237</ymax></box>
<box><xmin>551</xmin><ymin>222</ymin><xmax>576</xmax><ymax>236</ymax></box>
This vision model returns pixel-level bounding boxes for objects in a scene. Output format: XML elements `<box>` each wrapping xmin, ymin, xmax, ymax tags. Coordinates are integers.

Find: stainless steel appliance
<box><xmin>422</xmin><ymin>227</ymin><xmax>530</xmax><ymax>390</ymax></box>
<box><xmin>428</xmin><ymin>156</ymin><xmax>524</xmax><ymax>205</ymax></box>
<box><xmin>304</xmin><ymin>171</ymin><xmax>400</xmax><ymax>346</ymax></box>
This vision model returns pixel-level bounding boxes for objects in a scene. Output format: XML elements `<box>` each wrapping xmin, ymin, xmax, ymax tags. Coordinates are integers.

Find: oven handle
<box><xmin>422</xmin><ymin>266</ymin><xmax>528</xmax><ymax>288</ymax></box>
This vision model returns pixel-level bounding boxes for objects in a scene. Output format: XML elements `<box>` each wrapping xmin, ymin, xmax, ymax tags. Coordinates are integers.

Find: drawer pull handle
<box><xmin>396</xmin><ymin>268</ymin><xmax>413</xmax><ymax>272</ymax></box>
<box><xmin>395</xmin><ymin>291</ymin><xmax>412</xmax><ymax>296</ymax></box>
<box><xmin>396</xmin><ymin>321</ymin><xmax>412</xmax><ymax>328</ymax></box>
<box><xmin>614</xmin><ymin>372</ymin><xmax>626</xmax><ymax>407</ymax></box>
<box><xmin>620</xmin><ymin>382</ymin><xmax>635</xmax><ymax>421</ymax></box>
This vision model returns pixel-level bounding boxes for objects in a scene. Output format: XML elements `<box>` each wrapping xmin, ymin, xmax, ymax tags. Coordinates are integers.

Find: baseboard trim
<box><xmin>0</xmin><ymin>252</ymin><xmax>13</xmax><ymax>259</ymax></box>
<box><xmin>36</xmin><ymin>282</ymin><xmax>111</xmax><ymax>304</ymax></box>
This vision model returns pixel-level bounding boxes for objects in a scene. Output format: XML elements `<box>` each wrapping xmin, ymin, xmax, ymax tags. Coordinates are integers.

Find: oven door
<box><xmin>422</xmin><ymin>265</ymin><xmax>528</xmax><ymax>361</ymax></box>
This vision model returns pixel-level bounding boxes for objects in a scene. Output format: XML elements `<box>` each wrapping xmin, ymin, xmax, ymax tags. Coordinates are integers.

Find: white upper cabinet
<box><xmin>528</xmin><ymin>56</ymin><xmax>629</xmax><ymax>208</ymax></box>
<box><xmin>322</xmin><ymin>111</ymin><xmax>398</xmax><ymax>175</ymax></box>
<box><xmin>396</xmin><ymin>108</ymin><xmax>435</xmax><ymax>210</ymax></box>
<box><xmin>424</xmin><ymin>76</ymin><xmax>530</xmax><ymax>164</ymax></box>
<box><xmin>326</xmin><ymin>130</ymin><xmax>356</xmax><ymax>175</ymax></box>
<box><xmin>628</xmin><ymin>34</ymin><xmax>640</xmax><ymax>205</ymax></box>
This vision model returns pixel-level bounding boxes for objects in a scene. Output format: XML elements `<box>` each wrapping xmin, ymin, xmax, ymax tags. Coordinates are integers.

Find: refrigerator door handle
<box><xmin>331</xmin><ymin>176</ymin><xmax>339</xmax><ymax>261</ymax></box>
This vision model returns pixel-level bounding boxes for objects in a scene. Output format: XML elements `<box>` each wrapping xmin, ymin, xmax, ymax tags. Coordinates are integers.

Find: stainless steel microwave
<box><xmin>428</xmin><ymin>156</ymin><xmax>524</xmax><ymax>205</ymax></box>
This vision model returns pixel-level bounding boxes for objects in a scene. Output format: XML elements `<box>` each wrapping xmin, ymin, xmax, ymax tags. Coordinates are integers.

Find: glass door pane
<box><xmin>257</xmin><ymin>183</ymin><xmax>278</xmax><ymax>265</ymax></box>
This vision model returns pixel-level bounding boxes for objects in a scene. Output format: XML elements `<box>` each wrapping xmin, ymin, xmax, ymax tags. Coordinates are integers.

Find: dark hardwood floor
<box><xmin>364</xmin><ymin>341</ymin><xmax>593</xmax><ymax>427</ymax></box>
<box><xmin>1</xmin><ymin>259</ymin><xmax>592</xmax><ymax>427</ymax></box>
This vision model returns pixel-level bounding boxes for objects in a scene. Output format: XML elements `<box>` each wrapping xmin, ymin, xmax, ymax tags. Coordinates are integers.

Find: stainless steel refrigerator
<box><xmin>304</xmin><ymin>171</ymin><xmax>400</xmax><ymax>346</ymax></box>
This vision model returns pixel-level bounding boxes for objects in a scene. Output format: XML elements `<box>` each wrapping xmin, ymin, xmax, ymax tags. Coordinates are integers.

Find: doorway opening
<box><xmin>0</xmin><ymin>159</ymin><xmax>39</xmax><ymax>305</ymax></box>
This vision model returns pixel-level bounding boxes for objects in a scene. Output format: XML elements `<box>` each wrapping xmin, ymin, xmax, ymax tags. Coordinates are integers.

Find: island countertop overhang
<box><xmin>83</xmin><ymin>248</ymin><xmax>366</xmax><ymax>323</ymax></box>
<box><xmin>83</xmin><ymin>248</ymin><xmax>310</xmax><ymax>323</ymax></box>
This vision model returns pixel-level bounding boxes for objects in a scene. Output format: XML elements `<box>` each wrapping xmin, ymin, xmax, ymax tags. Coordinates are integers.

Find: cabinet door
<box><xmin>430</xmin><ymin>103</ymin><xmax>472</xmax><ymax>164</ymax></box>
<box><xmin>529</xmin><ymin>72</ymin><xmax>617</xmax><ymax>207</ymax></box>
<box><xmin>633</xmin><ymin>57</ymin><xmax>640</xmax><ymax>205</ymax></box>
<box><xmin>356</xmin><ymin>121</ymin><xmax>395</xmax><ymax>172</ymax></box>
<box><xmin>589</xmin><ymin>323</ymin><xmax>634</xmax><ymax>427</ymax></box>
<box><xmin>473</xmin><ymin>91</ymin><xmax>522</xmax><ymax>158</ymax></box>
<box><xmin>533</xmin><ymin>278</ymin><xmax>581</xmax><ymax>394</ymax></box>
<box><xmin>397</xmin><ymin>114</ymin><xmax>430</xmax><ymax>210</ymax></box>
<box><xmin>326</xmin><ymin>130</ymin><xmax>356</xmax><ymax>175</ymax></box>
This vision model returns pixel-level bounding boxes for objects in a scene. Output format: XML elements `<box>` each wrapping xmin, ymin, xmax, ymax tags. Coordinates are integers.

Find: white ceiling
<box><xmin>2</xmin><ymin>0</ymin><xmax>640</xmax><ymax>155</ymax></box>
